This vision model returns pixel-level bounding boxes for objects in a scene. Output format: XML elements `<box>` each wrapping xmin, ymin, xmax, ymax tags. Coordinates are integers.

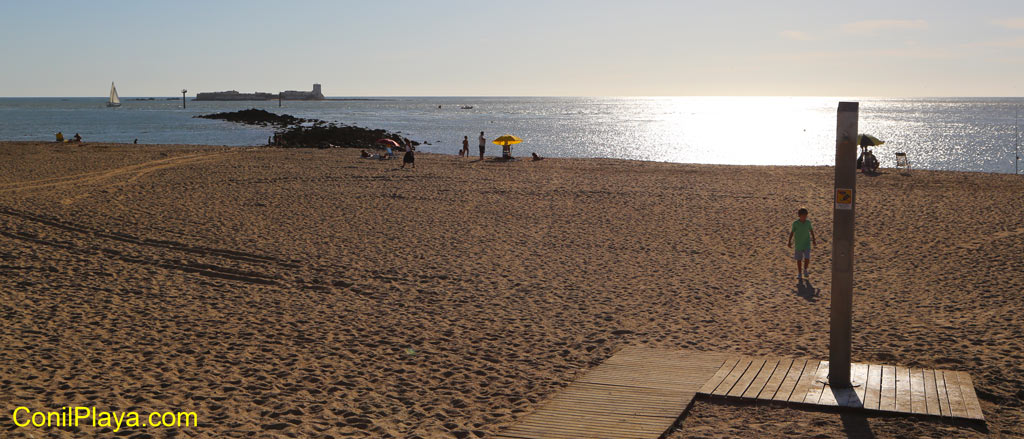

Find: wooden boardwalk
<box><xmin>698</xmin><ymin>356</ymin><xmax>985</xmax><ymax>421</ymax></box>
<box><xmin>496</xmin><ymin>347</ymin><xmax>729</xmax><ymax>439</ymax></box>
<box><xmin>498</xmin><ymin>349</ymin><xmax>985</xmax><ymax>439</ymax></box>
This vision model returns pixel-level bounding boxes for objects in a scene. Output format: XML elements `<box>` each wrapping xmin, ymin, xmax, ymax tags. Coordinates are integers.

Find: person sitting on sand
<box><xmin>361</xmin><ymin>150</ymin><xmax>372</xmax><ymax>158</ymax></box>
<box><xmin>55</xmin><ymin>132</ymin><xmax>64</xmax><ymax>143</ymax></box>
<box><xmin>72</xmin><ymin>133</ymin><xmax>82</xmax><ymax>143</ymax></box>
<box><xmin>401</xmin><ymin>140</ymin><xmax>415</xmax><ymax>169</ymax></box>
<box><xmin>532</xmin><ymin>152</ymin><xmax>543</xmax><ymax>161</ymax></box>
<box><xmin>787</xmin><ymin>207</ymin><xmax>817</xmax><ymax>280</ymax></box>
<box><xmin>866</xmin><ymin>151</ymin><xmax>879</xmax><ymax>173</ymax></box>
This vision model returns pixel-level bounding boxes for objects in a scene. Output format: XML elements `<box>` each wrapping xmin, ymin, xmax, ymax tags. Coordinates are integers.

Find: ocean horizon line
<box><xmin>3</xmin><ymin>95</ymin><xmax>1024</xmax><ymax>100</ymax></box>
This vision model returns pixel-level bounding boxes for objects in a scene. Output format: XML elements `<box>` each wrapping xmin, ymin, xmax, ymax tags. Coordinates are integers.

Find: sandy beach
<box><xmin>1</xmin><ymin>141</ymin><xmax>1022</xmax><ymax>438</ymax></box>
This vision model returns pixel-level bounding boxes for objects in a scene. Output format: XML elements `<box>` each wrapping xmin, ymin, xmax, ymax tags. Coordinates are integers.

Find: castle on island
<box><xmin>195</xmin><ymin>84</ymin><xmax>324</xmax><ymax>101</ymax></box>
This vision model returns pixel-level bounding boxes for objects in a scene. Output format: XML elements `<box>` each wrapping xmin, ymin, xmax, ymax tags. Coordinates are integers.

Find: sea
<box><xmin>1</xmin><ymin>96</ymin><xmax>1021</xmax><ymax>174</ymax></box>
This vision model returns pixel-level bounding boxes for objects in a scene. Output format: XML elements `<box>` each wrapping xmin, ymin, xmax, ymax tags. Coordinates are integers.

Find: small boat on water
<box><xmin>107</xmin><ymin>82</ymin><xmax>121</xmax><ymax>107</ymax></box>
<box><xmin>460</xmin><ymin>105</ymin><xmax>473</xmax><ymax>109</ymax></box>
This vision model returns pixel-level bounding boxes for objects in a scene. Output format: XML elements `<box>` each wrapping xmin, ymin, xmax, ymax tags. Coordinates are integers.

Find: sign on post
<box><xmin>830</xmin><ymin>102</ymin><xmax>858</xmax><ymax>387</ymax></box>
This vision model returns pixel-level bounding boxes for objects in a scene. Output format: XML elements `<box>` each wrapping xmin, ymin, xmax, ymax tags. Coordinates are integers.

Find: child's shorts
<box><xmin>794</xmin><ymin>249</ymin><xmax>811</xmax><ymax>260</ymax></box>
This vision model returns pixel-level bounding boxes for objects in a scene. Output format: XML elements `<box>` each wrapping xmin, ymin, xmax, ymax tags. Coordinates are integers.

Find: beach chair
<box><xmin>895</xmin><ymin>152</ymin><xmax>911</xmax><ymax>175</ymax></box>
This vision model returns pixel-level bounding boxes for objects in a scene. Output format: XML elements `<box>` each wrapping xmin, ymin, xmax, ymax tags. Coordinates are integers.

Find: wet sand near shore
<box><xmin>1</xmin><ymin>141</ymin><xmax>1021</xmax><ymax>438</ymax></box>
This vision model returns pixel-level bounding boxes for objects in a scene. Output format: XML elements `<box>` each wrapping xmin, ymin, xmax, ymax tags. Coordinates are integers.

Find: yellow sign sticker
<box><xmin>835</xmin><ymin>188</ymin><xmax>853</xmax><ymax>210</ymax></box>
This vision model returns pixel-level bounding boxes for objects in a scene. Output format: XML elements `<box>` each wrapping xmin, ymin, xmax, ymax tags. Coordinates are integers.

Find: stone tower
<box><xmin>312</xmin><ymin>83</ymin><xmax>323</xmax><ymax>98</ymax></box>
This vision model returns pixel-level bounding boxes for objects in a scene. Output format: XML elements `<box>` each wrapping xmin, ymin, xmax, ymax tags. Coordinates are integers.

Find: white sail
<box><xmin>108</xmin><ymin>82</ymin><xmax>121</xmax><ymax>106</ymax></box>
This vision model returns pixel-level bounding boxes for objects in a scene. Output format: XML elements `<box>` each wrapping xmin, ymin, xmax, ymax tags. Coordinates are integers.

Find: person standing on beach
<box><xmin>787</xmin><ymin>208</ymin><xmax>817</xmax><ymax>279</ymax></box>
<box><xmin>462</xmin><ymin>136</ymin><xmax>469</xmax><ymax>157</ymax></box>
<box><xmin>478</xmin><ymin>131</ymin><xmax>486</xmax><ymax>160</ymax></box>
<box><xmin>401</xmin><ymin>139</ymin><xmax>415</xmax><ymax>169</ymax></box>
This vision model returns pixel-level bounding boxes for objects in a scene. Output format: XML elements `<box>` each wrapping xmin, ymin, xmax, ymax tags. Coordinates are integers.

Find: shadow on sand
<box><xmin>840</xmin><ymin>412</ymin><xmax>876</xmax><ymax>439</ymax></box>
<box><xmin>796</xmin><ymin>278</ymin><xmax>820</xmax><ymax>301</ymax></box>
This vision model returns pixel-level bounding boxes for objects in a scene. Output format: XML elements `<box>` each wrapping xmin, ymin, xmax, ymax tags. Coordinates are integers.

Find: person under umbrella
<box><xmin>377</xmin><ymin>138</ymin><xmax>400</xmax><ymax>160</ymax></box>
<box><xmin>857</xmin><ymin>134</ymin><xmax>884</xmax><ymax>171</ymax></box>
<box><xmin>492</xmin><ymin>135</ymin><xmax>523</xmax><ymax>160</ymax></box>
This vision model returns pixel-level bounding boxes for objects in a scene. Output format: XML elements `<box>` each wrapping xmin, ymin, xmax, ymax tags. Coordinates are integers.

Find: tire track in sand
<box><xmin>0</xmin><ymin>151</ymin><xmax>234</xmax><ymax>196</ymax></box>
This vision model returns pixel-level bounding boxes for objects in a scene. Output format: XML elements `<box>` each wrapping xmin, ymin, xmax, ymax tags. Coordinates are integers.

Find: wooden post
<box><xmin>279</xmin><ymin>92</ymin><xmax>282</xmax><ymax>107</ymax></box>
<box><xmin>830</xmin><ymin>102</ymin><xmax>858</xmax><ymax>387</ymax></box>
<box><xmin>181</xmin><ymin>89</ymin><xmax>187</xmax><ymax>109</ymax></box>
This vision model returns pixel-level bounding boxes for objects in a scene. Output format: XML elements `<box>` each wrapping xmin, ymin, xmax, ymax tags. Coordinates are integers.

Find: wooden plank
<box><xmin>698</xmin><ymin>357</ymin><xmax>740</xmax><ymax>394</ymax></box>
<box><xmin>895</xmin><ymin>366</ymin><xmax>912</xmax><ymax>413</ymax></box>
<box><xmin>503</xmin><ymin>422</ymin><xmax>660</xmax><ymax>439</ymax></box>
<box><xmin>934</xmin><ymin>368</ymin><xmax>951</xmax><ymax>417</ymax></box>
<box><xmin>542</xmin><ymin>395</ymin><xmax>689</xmax><ymax>415</ymax></box>
<box><xmin>506</xmin><ymin>417</ymin><xmax>665</xmax><ymax>437</ymax></box>
<box><xmin>879</xmin><ymin>365</ymin><xmax>897</xmax><ymax>411</ymax></box>
<box><xmin>789</xmin><ymin>360</ymin><xmax>822</xmax><ymax>403</ymax></box>
<box><xmin>910</xmin><ymin>368</ymin><xmax>928</xmax><ymax>415</ymax></box>
<box><xmin>580</xmin><ymin>375</ymin><xmax>710</xmax><ymax>391</ymax></box>
<box><xmin>756</xmin><ymin>358</ymin><xmax>792</xmax><ymax>400</ymax></box>
<box><xmin>712</xmin><ymin>357</ymin><xmax>752</xmax><ymax>396</ymax></box>
<box><xmin>772</xmin><ymin>358</ymin><xmax>807</xmax><ymax>402</ymax></box>
<box><xmin>511</xmin><ymin>417</ymin><xmax>663</xmax><ymax>434</ymax></box>
<box><xmin>862</xmin><ymin>363</ymin><xmax>882</xmax><ymax>410</ymax></box>
<box><xmin>553</xmin><ymin>387</ymin><xmax>689</xmax><ymax>402</ymax></box>
<box><xmin>818</xmin><ymin>382</ymin><xmax>839</xmax><ymax>406</ymax></box>
<box><xmin>922</xmin><ymin>369</ymin><xmax>941</xmax><ymax>416</ymax></box>
<box><xmin>509</xmin><ymin>422</ymin><xmax>662</xmax><ymax>436</ymax></box>
<box><xmin>514</xmin><ymin>412</ymin><xmax>666</xmax><ymax>431</ymax></box>
<box><xmin>942</xmin><ymin>370</ymin><xmax>969</xmax><ymax>418</ymax></box>
<box><xmin>743</xmin><ymin>358</ymin><xmax>780</xmax><ymax>399</ymax></box>
<box><xmin>842</xmin><ymin>362</ymin><xmax>869</xmax><ymax>408</ymax></box>
<box><xmin>956</xmin><ymin>371</ymin><xmax>984</xmax><ymax>420</ymax></box>
<box><xmin>803</xmin><ymin>361</ymin><xmax>830</xmax><ymax>404</ymax></box>
<box><xmin>498</xmin><ymin>348</ymin><xmax>730</xmax><ymax>439</ymax></box>
<box><xmin>728</xmin><ymin>358</ymin><xmax>766</xmax><ymax>397</ymax></box>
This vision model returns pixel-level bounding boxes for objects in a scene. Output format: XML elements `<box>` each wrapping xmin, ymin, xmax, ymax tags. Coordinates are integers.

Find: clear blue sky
<box><xmin>2</xmin><ymin>0</ymin><xmax>1022</xmax><ymax>96</ymax></box>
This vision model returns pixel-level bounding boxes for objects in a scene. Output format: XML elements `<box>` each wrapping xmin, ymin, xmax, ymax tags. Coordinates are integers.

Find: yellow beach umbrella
<box><xmin>492</xmin><ymin>135</ymin><xmax>522</xmax><ymax>146</ymax></box>
<box><xmin>857</xmin><ymin>134</ymin><xmax>885</xmax><ymax>148</ymax></box>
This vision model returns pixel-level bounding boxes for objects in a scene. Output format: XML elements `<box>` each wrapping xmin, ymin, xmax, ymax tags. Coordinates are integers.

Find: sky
<box><xmin>1</xmin><ymin>0</ymin><xmax>1023</xmax><ymax>97</ymax></box>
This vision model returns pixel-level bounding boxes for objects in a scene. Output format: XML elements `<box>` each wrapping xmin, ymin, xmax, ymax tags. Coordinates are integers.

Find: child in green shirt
<box><xmin>788</xmin><ymin>208</ymin><xmax>817</xmax><ymax>279</ymax></box>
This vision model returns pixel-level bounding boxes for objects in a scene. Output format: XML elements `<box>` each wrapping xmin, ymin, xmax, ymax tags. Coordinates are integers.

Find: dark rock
<box><xmin>195</xmin><ymin>108</ymin><xmax>307</xmax><ymax>127</ymax></box>
<box><xmin>274</xmin><ymin>124</ymin><xmax>417</xmax><ymax>149</ymax></box>
<box><xmin>195</xmin><ymin>108</ymin><xmax>419</xmax><ymax>149</ymax></box>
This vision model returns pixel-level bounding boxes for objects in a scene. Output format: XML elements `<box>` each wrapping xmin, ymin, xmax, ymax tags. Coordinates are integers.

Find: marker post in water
<box><xmin>830</xmin><ymin>102</ymin><xmax>858</xmax><ymax>387</ymax></box>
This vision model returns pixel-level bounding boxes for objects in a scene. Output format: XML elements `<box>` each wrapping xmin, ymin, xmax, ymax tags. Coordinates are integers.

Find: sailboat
<box><xmin>107</xmin><ymin>82</ymin><xmax>121</xmax><ymax>107</ymax></box>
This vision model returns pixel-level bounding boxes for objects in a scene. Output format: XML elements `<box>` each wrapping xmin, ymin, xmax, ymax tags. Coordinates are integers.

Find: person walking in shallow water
<box><xmin>478</xmin><ymin>131</ymin><xmax>486</xmax><ymax>160</ymax></box>
<box><xmin>462</xmin><ymin>136</ymin><xmax>469</xmax><ymax>157</ymax></box>
<box><xmin>787</xmin><ymin>207</ymin><xmax>817</xmax><ymax>280</ymax></box>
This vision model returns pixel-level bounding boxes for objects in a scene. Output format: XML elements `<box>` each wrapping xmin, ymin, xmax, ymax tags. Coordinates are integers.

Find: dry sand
<box><xmin>1</xmin><ymin>141</ymin><xmax>1021</xmax><ymax>438</ymax></box>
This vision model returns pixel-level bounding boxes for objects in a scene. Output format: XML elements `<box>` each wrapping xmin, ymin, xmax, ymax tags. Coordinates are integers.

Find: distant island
<box><xmin>195</xmin><ymin>83</ymin><xmax>325</xmax><ymax>101</ymax></box>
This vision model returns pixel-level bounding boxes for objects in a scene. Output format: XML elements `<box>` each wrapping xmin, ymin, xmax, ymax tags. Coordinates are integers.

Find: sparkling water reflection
<box><xmin>0</xmin><ymin>97</ymin><xmax>1020</xmax><ymax>173</ymax></box>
